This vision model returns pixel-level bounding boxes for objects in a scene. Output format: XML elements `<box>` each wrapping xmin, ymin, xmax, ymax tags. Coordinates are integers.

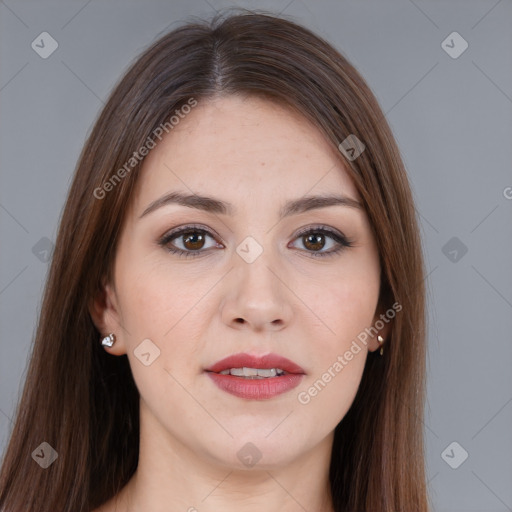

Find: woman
<box><xmin>0</xmin><ymin>11</ymin><xmax>429</xmax><ymax>511</ymax></box>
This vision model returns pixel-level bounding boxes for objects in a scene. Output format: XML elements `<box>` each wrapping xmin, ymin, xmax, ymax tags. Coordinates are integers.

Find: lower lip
<box><xmin>206</xmin><ymin>372</ymin><xmax>304</xmax><ymax>400</ymax></box>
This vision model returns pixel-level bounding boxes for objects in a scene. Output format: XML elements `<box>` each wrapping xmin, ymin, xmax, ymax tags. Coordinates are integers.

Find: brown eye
<box><xmin>289</xmin><ymin>226</ymin><xmax>353</xmax><ymax>258</ymax></box>
<box><xmin>182</xmin><ymin>231</ymin><xmax>206</xmax><ymax>250</ymax></box>
<box><xmin>302</xmin><ymin>233</ymin><xmax>326</xmax><ymax>251</ymax></box>
<box><xmin>158</xmin><ymin>225</ymin><xmax>221</xmax><ymax>258</ymax></box>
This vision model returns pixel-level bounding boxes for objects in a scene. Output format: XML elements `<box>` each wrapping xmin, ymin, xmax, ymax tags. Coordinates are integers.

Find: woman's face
<box><xmin>95</xmin><ymin>95</ymin><xmax>388</xmax><ymax>469</ymax></box>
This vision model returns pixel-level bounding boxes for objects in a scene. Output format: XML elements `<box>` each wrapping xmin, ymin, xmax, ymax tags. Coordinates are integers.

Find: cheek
<box><xmin>330</xmin><ymin>281</ymin><xmax>379</xmax><ymax>341</ymax></box>
<box><xmin>118</xmin><ymin>257</ymin><xmax>209</xmax><ymax>336</ymax></box>
<box><xmin>293</xmin><ymin>260</ymin><xmax>380</xmax><ymax>422</ymax></box>
<box><xmin>116</xmin><ymin>263</ymin><xmax>207</xmax><ymax>424</ymax></box>
<box><xmin>295</xmin><ymin>282</ymin><xmax>376</xmax><ymax>423</ymax></box>
<box><xmin>116</xmin><ymin>259</ymin><xmax>223</xmax><ymax>388</ymax></box>
<box><xmin>302</xmin><ymin>261</ymin><xmax>380</xmax><ymax>351</ymax></box>
<box><xmin>305</xmin><ymin>286</ymin><xmax>375</xmax><ymax>403</ymax></box>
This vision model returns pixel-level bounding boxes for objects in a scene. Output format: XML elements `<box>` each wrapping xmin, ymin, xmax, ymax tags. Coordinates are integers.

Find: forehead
<box><xmin>133</xmin><ymin>95</ymin><xmax>360</xmax><ymax>211</ymax></box>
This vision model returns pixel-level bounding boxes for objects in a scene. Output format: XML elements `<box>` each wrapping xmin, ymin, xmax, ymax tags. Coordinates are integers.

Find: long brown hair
<box><xmin>0</xmin><ymin>11</ymin><xmax>429</xmax><ymax>511</ymax></box>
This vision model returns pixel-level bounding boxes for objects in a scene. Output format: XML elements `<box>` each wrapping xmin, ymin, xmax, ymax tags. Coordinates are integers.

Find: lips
<box><xmin>204</xmin><ymin>352</ymin><xmax>306</xmax><ymax>375</ymax></box>
<box><xmin>204</xmin><ymin>352</ymin><xmax>306</xmax><ymax>400</ymax></box>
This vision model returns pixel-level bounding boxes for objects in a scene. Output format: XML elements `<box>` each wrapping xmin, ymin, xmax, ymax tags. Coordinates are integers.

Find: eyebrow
<box><xmin>139</xmin><ymin>191</ymin><xmax>363</xmax><ymax>220</ymax></box>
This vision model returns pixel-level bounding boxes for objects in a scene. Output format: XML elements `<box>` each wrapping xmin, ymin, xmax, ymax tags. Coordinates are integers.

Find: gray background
<box><xmin>1</xmin><ymin>1</ymin><xmax>511</xmax><ymax>510</ymax></box>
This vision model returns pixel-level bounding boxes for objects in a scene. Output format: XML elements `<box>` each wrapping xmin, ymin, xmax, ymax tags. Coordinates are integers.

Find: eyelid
<box><xmin>288</xmin><ymin>224</ymin><xmax>353</xmax><ymax>256</ymax></box>
<box><xmin>291</xmin><ymin>224</ymin><xmax>346</xmax><ymax>240</ymax></box>
<box><xmin>158</xmin><ymin>223</ymin><xmax>353</xmax><ymax>258</ymax></box>
<box><xmin>159</xmin><ymin>223</ymin><xmax>225</xmax><ymax>245</ymax></box>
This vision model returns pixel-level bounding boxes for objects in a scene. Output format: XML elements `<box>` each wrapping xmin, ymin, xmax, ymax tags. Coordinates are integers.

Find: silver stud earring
<box><xmin>101</xmin><ymin>333</ymin><xmax>116</xmax><ymax>347</ymax></box>
<box><xmin>377</xmin><ymin>335</ymin><xmax>384</xmax><ymax>356</ymax></box>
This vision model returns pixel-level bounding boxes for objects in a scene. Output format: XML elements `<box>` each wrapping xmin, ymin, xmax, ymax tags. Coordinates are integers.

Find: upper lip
<box><xmin>205</xmin><ymin>352</ymin><xmax>306</xmax><ymax>375</ymax></box>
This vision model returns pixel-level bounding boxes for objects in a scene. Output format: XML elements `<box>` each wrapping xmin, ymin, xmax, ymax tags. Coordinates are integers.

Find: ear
<box><xmin>367</xmin><ymin>301</ymin><xmax>394</xmax><ymax>354</ymax></box>
<box><xmin>88</xmin><ymin>278</ymin><xmax>128</xmax><ymax>356</ymax></box>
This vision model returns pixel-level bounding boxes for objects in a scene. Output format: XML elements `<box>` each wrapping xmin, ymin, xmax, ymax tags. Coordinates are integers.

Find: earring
<box><xmin>101</xmin><ymin>333</ymin><xmax>116</xmax><ymax>347</ymax></box>
<box><xmin>377</xmin><ymin>335</ymin><xmax>384</xmax><ymax>356</ymax></box>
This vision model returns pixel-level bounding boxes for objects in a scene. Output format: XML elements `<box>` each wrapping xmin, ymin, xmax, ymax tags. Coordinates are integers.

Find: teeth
<box><xmin>218</xmin><ymin>367</ymin><xmax>285</xmax><ymax>378</ymax></box>
<box><xmin>252</xmin><ymin>368</ymin><xmax>276</xmax><ymax>377</ymax></box>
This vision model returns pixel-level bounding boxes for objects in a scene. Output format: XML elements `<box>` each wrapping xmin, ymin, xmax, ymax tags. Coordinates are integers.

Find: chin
<box><xmin>204</xmin><ymin>430</ymin><xmax>311</xmax><ymax>470</ymax></box>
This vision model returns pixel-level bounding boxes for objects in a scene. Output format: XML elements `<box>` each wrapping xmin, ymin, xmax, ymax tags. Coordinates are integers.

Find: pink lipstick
<box><xmin>204</xmin><ymin>352</ymin><xmax>305</xmax><ymax>400</ymax></box>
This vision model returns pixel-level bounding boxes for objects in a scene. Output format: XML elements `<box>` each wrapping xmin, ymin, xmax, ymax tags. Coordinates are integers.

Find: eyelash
<box><xmin>157</xmin><ymin>224</ymin><xmax>354</xmax><ymax>259</ymax></box>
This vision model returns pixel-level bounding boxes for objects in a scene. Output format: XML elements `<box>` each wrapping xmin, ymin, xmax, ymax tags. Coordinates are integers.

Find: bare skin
<box><xmin>90</xmin><ymin>94</ymin><xmax>390</xmax><ymax>512</ymax></box>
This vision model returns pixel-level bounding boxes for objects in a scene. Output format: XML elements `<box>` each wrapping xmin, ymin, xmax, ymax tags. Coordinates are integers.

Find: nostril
<box><xmin>235</xmin><ymin>318</ymin><xmax>245</xmax><ymax>324</ymax></box>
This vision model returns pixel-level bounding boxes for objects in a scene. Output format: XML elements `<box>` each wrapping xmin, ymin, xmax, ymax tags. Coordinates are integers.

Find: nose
<box><xmin>221</xmin><ymin>251</ymin><xmax>293</xmax><ymax>333</ymax></box>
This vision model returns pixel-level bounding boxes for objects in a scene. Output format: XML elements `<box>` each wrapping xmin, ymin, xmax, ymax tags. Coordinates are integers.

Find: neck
<box><xmin>116</xmin><ymin>402</ymin><xmax>335</xmax><ymax>512</ymax></box>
